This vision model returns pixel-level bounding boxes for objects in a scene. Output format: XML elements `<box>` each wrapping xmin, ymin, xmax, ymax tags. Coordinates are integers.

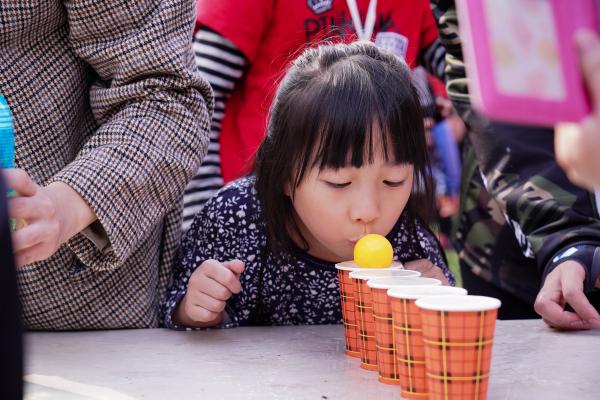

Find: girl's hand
<box><xmin>4</xmin><ymin>169</ymin><xmax>96</xmax><ymax>267</ymax></box>
<box><xmin>174</xmin><ymin>259</ymin><xmax>245</xmax><ymax>327</ymax></box>
<box><xmin>404</xmin><ymin>259</ymin><xmax>450</xmax><ymax>285</ymax></box>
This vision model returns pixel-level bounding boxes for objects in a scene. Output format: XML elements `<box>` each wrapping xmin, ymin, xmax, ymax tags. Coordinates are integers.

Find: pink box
<box><xmin>456</xmin><ymin>0</ymin><xmax>600</xmax><ymax>126</ymax></box>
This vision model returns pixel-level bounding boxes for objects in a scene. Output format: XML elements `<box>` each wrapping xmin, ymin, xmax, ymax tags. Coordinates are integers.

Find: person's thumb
<box><xmin>576</xmin><ymin>29</ymin><xmax>600</xmax><ymax>111</ymax></box>
<box><xmin>224</xmin><ymin>259</ymin><xmax>245</xmax><ymax>277</ymax></box>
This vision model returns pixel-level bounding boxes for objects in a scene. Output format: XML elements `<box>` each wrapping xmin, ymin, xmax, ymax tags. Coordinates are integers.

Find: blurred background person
<box><xmin>412</xmin><ymin>66</ymin><xmax>463</xmax><ymax>252</ymax></box>
<box><xmin>430</xmin><ymin>0</ymin><xmax>600</xmax><ymax>328</ymax></box>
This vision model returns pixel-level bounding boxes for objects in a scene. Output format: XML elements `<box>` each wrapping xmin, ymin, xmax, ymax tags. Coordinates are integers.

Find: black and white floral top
<box><xmin>163</xmin><ymin>176</ymin><xmax>453</xmax><ymax>329</ymax></box>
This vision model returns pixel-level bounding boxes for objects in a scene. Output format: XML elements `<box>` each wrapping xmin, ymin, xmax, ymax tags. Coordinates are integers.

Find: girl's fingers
<box><xmin>404</xmin><ymin>259</ymin><xmax>434</xmax><ymax>273</ymax></box>
<box><xmin>404</xmin><ymin>259</ymin><xmax>449</xmax><ymax>285</ymax></box>
<box><xmin>192</xmin><ymin>274</ymin><xmax>233</xmax><ymax>301</ymax></box>
<box><xmin>203</xmin><ymin>260</ymin><xmax>242</xmax><ymax>294</ymax></box>
<box><xmin>223</xmin><ymin>259</ymin><xmax>245</xmax><ymax>277</ymax></box>
<box><xmin>189</xmin><ymin>291</ymin><xmax>227</xmax><ymax>314</ymax></box>
<box><xmin>185</xmin><ymin>304</ymin><xmax>220</xmax><ymax>324</ymax></box>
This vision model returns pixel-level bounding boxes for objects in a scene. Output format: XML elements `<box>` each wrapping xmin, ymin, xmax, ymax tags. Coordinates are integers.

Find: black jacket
<box><xmin>0</xmin><ymin>175</ymin><xmax>22</xmax><ymax>400</ymax></box>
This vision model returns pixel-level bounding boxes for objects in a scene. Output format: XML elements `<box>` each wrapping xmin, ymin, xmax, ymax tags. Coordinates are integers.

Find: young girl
<box><xmin>164</xmin><ymin>41</ymin><xmax>454</xmax><ymax>329</ymax></box>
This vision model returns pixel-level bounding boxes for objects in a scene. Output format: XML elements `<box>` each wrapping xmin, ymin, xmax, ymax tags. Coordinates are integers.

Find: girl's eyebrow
<box><xmin>317</xmin><ymin>166</ymin><xmax>351</xmax><ymax>174</ymax></box>
<box><xmin>384</xmin><ymin>161</ymin><xmax>410</xmax><ymax>167</ymax></box>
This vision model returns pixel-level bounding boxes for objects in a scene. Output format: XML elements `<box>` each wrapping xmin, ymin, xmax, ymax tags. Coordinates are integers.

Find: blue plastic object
<box><xmin>0</xmin><ymin>95</ymin><xmax>14</xmax><ymax>169</ymax></box>
<box><xmin>432</xmin><ymin>119</ymin><xmax>461</xmax><ymax>197</ymax></box>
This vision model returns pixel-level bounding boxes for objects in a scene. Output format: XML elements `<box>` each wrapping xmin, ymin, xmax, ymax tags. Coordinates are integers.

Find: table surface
<box><xmin>24</xmin><ymin>320</ymin><xmax>599</xmax><ymax>400</ymax></box>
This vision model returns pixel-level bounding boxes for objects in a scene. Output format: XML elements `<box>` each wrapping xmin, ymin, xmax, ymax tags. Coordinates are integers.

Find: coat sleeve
<box><xmin>50</xmin><ymin>0</ymin><xmax>214</xmax><ymax>269</ymax></box>
<box><xmin>163</xmin><ymin>179</ymin><xmax>262</xmax><ymax>329</ymax></box>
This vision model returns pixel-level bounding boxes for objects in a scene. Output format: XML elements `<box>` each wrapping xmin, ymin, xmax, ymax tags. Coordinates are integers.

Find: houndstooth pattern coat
<box><xmin>0</xmin><ymin>0</ymin><xmax>214</xmax><ymax>329</ymax></box>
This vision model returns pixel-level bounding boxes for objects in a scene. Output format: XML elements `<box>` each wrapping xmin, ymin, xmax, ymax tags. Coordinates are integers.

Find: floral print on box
<box><xmin>485</xmin><ymin>0</ymin><xmax>565</xmax><ymax>100</ymax></box>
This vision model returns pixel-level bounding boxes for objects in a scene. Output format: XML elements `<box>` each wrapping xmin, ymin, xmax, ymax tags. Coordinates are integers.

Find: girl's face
<box><xmin>289</xmin><ymin>147</ymin><xmax>414</xmax><ymax>263</ymax></box>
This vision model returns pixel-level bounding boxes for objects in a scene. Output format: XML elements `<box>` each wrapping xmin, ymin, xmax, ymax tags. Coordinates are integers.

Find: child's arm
<box><xmin>162</xmin><ymin>179</ymin><xmax>262</xmax><ymax>329</ymax></box>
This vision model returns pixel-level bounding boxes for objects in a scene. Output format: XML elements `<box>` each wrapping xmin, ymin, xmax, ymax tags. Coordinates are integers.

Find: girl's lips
<box><xmin>349</xmin><ymin>235</ymin><xmax>366</xmax><ymax>244</ymax></box>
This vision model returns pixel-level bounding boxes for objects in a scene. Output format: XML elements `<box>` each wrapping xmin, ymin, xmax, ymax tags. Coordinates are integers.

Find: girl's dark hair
<box><xmin>254</xmin><ymin>41</ymin><xmax>434</xmax><ymax>253</ymax></box>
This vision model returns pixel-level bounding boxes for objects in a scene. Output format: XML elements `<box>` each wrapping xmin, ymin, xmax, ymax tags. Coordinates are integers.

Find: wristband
<box><xmin>546</xmin><ymin>244</ymin><xmax>600</xmax><ymax>291</ymax></box>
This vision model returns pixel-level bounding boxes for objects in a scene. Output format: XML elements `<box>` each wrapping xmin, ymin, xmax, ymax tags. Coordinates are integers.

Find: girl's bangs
<box><xmin>289</xmin><ymin>64</ymin><xmax>425</xmax><ymax>188</ymax></box>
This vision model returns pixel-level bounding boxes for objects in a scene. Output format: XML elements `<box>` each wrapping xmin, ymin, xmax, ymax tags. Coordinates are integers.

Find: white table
<box><xmin>24</xmin><ymin>320</ymin><xmax>599</xmax><ymax>400</ymax></box>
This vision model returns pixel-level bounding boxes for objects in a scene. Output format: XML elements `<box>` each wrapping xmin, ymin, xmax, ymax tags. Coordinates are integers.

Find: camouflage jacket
<box><xmin>430</xmin><ymin>0</ymin><xmax>600</xmax><ymax>304</ymax></box>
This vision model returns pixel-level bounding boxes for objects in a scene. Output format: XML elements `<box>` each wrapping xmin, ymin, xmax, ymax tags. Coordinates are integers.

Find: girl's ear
<box><xmin>284</xmin><ymin>181</ymin><xmax>292</xmax><ymax>197</ymax></box>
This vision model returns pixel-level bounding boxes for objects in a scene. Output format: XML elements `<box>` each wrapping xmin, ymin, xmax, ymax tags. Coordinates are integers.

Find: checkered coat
<box><xmin>1</xmin><ymin>0</ymin><xmax>214</xmax><ymax>329</ymax></box>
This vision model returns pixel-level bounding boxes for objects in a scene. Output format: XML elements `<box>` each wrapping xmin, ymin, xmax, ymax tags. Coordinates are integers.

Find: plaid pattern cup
<box><xmin>335</xmin><ymin>262</ymin><xmax>406</xmax><ymax>357</ymax></box>
<box><xmin>349</xmin><ymin>269</ymin><xmax>421</xmax><ymax>371</ymax></box>
<box><xmin>387</xmin><ymin>286</ymin><xmax>468</xmax><ymax>398</ymax></box>
<box><xmin>365</xmin><ymin>277</ymin><xmax>442</xmax><ymax>385</ymax></box>
<box><xmin>415</xmin><ymin>295</ymin><xmax>501</xmax><ymax>400</ymax></box>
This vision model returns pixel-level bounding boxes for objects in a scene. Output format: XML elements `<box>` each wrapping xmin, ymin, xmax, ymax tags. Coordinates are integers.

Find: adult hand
<box><xmin>436</xmin><ymin>195</ymin><xmax>460</xmax><ymax>219</ymax></box>
<box><xmin>174</xmin><ymin>259</ymin><xmax>245</xmax><ymax>327</ymax></box>
<box><xmin>555</xmin><ymin>30</ymin><xmax>600</xmax><ymax>190</ymax></box>
<box><xmin>4</xmin><ymin>168</ymin><xmax>96</xmax><ymax>267</ymax></box>
<box><xmin>436</xmin><ymin>96</ymin><xmax>453</xmax><ymax>119</ymax></box>
<box><xmin>534</xmin><ymin>260</ymin><xmax>600</xmax><ymax>330</ymax></box>
<box><xmin>404</xmin><ymin>258</ymin><xmax>450</xmax><ymax>285</ymax></box>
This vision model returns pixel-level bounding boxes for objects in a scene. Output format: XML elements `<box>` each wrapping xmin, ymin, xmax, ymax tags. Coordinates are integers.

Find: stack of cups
<box><xmin>350</xmin><ymin>269</ymin><xmax>440</xmax><ymax>378</ymax></box>
<box><xmin>336</xmin><ymin>260</ymin><xmax>501</xmax><ymax>400</ymax></box>
<box><xmin>387</xmin><ymin>286</ymin><xmax>468</xmax><ymax>398</ymax></box>
<box><xmin>334</xmin><ymin>261</ymin><xmax>407</xmax><ymax>358</ymax></box>
<box><xmin>366</xmin><ymin>276</ymin><xmax>443</xmax><ymax>385</ymax></box>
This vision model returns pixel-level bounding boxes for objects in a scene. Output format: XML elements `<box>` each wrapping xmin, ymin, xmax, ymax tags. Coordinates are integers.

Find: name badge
<box><xmin>374</xmin><ymin>31</ymin><xmax>409</xmax><ymax>60</ymax></box>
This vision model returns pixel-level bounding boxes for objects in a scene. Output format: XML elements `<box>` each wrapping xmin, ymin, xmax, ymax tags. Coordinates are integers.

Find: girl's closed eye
<box><xmin>383</xmin><ymin>179</ymin><xmax>405</xmax><ymax>188</ymax></box>
<box><xmin>324</xmin><ymin>180</ymin><xmax>351</xmax><ymax>189</ymax></box>
<box><xmin>318</xmin><ymin>169</ymin><xmax>352</xmax><ymax>189</ymax></box>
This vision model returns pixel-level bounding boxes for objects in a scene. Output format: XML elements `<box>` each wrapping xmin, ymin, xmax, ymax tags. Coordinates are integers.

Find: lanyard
<box><xmin>346</xmin><ymin>0</ymin><xmax>378</xmax><ymax>41</ymax></box>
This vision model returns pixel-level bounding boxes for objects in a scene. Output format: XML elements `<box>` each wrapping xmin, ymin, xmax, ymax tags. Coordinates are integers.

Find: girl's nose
<box><xmin>350</xmin><ymin>191</ymin><xmax>380</xmax><ymax>224</ymax></box>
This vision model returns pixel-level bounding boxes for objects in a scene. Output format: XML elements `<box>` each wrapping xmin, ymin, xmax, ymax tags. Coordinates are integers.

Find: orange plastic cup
<box><xmin>349</xmin><ymin>269</ymin><xmax>421</xmax><ymax>371</ymax></box>
<box><xmin>387</xmin><ymin>286</ymin><xmax>467</xmax><ymax>398</ymax></box>
<box><xmin>415</xmin><ymin>295</ymin><xmax>501</xmax><ymax>400</ymax></box>
<box><xmin>335</xmin><ymin>262</ymin><xmax>406</xmax><ymax>358</ymax></box>
<box><xmin>365</xmin><ymin>277</ymin><xmax>442</xmax><ymax>384</ymax></box>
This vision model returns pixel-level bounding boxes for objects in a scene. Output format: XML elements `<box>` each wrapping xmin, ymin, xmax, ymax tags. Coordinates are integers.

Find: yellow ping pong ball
<box><xmin>353</xmin><ymin>234</ymin><xmax>394</xmax><ymax>268</ymax></box>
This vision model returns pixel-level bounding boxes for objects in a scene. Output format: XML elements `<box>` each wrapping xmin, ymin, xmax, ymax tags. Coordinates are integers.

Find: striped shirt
<box><xmin>182</xmin><ymin>27</ymin><xmax>248</xmax><ymax>231</ymax></box>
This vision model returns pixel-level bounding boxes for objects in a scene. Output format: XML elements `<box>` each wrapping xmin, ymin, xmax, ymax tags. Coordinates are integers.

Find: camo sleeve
<box><xmin>430</xmin><ymin>0</ymin><xmax>600</xmax><ymax>288</ymax></box>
